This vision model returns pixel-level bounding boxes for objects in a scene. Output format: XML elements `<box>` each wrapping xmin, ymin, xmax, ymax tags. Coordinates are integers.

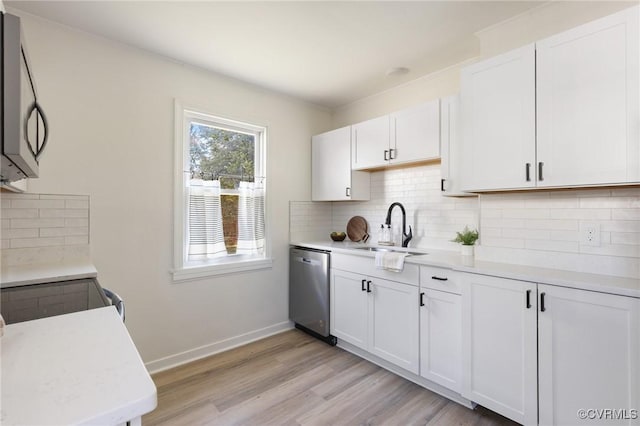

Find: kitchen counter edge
<box><xmin>291</xmin><ymin>241</ymin><xmax>640</xmax><ymax>298</ymax></box>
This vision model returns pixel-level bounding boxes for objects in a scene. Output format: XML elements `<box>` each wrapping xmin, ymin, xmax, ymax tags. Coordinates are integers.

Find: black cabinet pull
<box><xmin>525</xmin><ymin>163</ymin><xmax>531</xmax><ymax>182</ymax></box>
<box><xmin>384</xmin><ymin>150</ymin><xmax>389</xmax><ymax>161</ymax></box>
<box><xmin>540</xmin><ymin>292</ymin><xmax>546</xmax><ymax>312</ymax></box>
<box><xmin>538</xmin><ymin>162</ymin><xmax>544</xmax><ymax>181</ymax></box>
<box><xmin>431</xmin><ymin>276</ymin><xmax>448</xmax><ymax>281</ymax></box>
<box><xmin>361</xmin><ymin>279</ymin><xmax>366</xmax><ymax>292</ymax></box>
<box><xmin>420</xmin><ymin>292</ymin><xmax>425</xmax><ymax>307</ymax></box>
<box><xmin>366</xmin><ymin>280</ymin><xmax>372</xmax><ymax>293</ymax></box>
<box><xmin>526</xmin><ymin>289</ymin><xmax>531</xmax><ymax>309</ymax></box>
<box><xmin>441</xmin><ymin>178</ymin><xmax>446</xmax><ymax>192</ymax></box>
<box><xmin>345</xmin><ymin>187</ymin><xmax>351</xmax><ymax>197</ymax></box>
<box><xmin>389</xmin><ymin>148</ymin><xmax>396</xmax><ymax>160</ymax></box>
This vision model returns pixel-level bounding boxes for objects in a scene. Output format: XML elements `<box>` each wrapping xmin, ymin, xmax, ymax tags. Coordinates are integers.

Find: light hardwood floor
<box><xmin>143</xmin><ymin>329</ymin><xmax>518</xmax><ymax>426</ymax></box>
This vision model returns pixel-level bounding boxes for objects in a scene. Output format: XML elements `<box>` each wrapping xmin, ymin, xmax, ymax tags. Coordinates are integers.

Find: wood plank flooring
<box><xmin>143</xmin><ymin>329</ymin><xmax>518</xmax><ymax>426</ymax></box>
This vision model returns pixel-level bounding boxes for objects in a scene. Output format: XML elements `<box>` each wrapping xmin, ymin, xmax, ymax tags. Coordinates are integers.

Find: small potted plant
<box><xmin>452</xmin><ymin>226</ymin><xmax>479</xmax><ymax>256</ymax></box>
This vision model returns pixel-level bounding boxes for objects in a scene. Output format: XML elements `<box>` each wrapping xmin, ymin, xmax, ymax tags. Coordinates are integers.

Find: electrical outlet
<box><xmin>580</xmin><ymin>222</ymin><xmax>601</xmax><ymax>247</ymax></box>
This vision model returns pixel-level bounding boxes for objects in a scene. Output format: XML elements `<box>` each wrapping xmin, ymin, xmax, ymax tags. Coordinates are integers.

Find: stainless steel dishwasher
<box><xmin>289</xmin><ymin>246</ymin><xmax>336</xmax><ymax>345</ymax></box>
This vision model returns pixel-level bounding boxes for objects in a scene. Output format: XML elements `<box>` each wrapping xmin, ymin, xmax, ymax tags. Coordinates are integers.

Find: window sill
<box><xmin>171</xmin><ymin>257</ymin><xmax>273</xmax><ymax>283</ymax></box>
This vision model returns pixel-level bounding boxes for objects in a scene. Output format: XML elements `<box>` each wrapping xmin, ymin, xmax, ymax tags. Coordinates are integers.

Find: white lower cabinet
<box><xmin>462</xmin><ymin>272</ymin><xmax>640</xmax><ymax>426</ymax></box>
<box><xmin>461</xmin><ymin>273</ymin><xmax>538</xmax><ymax>425</ymax></box>
<box><xmin>330</xmin><ymin>267</ymin><xmax>420</xmax><ymax>374</ymax></box>
<box><xmin>537</xmin><ymin>284</ymin><xmax>640</xmax><ymax>426</ymax></box>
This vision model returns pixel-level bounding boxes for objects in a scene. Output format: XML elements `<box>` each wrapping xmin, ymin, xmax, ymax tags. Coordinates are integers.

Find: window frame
<box><xmin>172</xmin><ymin>101</ymin><xmax>271</xmax><ymax>283</ymax></box>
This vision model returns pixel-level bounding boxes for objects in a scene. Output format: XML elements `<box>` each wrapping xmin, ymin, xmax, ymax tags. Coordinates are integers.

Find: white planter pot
<box><xmin>460</xmin><ymin>245</ymin><xmax>475</xmax><ymax>256</ymax></box>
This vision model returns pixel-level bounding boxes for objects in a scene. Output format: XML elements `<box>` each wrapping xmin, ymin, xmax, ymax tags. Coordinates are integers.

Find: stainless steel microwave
<box><xmin>1</xmin><ymin>12</ymin><xmax>48</xmax><ymax>183</ymax></box>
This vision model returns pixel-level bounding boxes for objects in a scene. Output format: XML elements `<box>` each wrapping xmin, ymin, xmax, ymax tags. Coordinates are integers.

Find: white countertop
<box><xmin>0</xmin><ymin>260</ymin><xmax>97</xmax><ymax>288</ymax></box>
<box><xmin>292</xmin><ymin>241</ymin><xmax>640</xmax><ymax>298</ymax></box>
<box><xmin>1</xmin><ymin>307</ymin><xmax>157</xmax><ymax>425</ymax></box>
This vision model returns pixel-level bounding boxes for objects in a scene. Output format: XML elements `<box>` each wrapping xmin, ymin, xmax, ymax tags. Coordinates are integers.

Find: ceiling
<box><xmin>7</xmin><ymin>1</ymin><xmax>548</xmax><ymax>108</ymax></box>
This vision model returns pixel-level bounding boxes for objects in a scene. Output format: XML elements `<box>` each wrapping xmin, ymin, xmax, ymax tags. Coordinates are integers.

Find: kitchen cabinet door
<box><xmin>538</xmin><ymin>284</ymin><xmax>640</xmax><ymax>426</ymax></box>
<box><xmin>419</xmin><ymin>288</ymin><xmax>461</xmax><ymax>392</ymax></box>
<box><xmin>461</xmin><ymin>273</ymin><xmax>538</xmax><ymax>425</ymax></box>
<box><xmin>311</xmin><ymin>127</ymin><xmax>370</xmax><ymax>201</ymax></box>
<box><xmin>536</xmin><ymin>6</ymin><xmax>640</xmax><ymax>187</ymax></box>
<box><xmin>440</xmin><ymin>95</ymin><xmax>475</xmax><ymax>197</ymax></box>
<box><xmin>351</xmin><ymin>115</ymin><xmax>390</xmax><ymax>170</ymax></box>
<box><xmin>390</xmin><ymin>100</ymin><xmax>440</xmax><ymax>166</ymax></box>
<box><xmin>368</xmin><ymin>277</ymin><xmax>420</xmax><ymax>375</ymax></box>
<box><xmin>460</xmin><ymin>44</ymin><xmax>536</xmax><ymax>191</ymax></box>
<box><xmin>330</xmin><ymin>269</ymin><xmax>368</xmax><ymax>350</ymax></box>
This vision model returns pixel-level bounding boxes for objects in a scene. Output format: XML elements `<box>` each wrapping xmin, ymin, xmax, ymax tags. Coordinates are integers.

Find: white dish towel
<box><xmin>375</xmin><ymin>251</ymin><xmax>408</xmax><ymax>272</ymax></box>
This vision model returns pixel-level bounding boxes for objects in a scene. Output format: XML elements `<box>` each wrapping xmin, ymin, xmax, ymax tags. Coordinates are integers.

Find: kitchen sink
<box><xmin>353</xmin><ymin>246</ymin><xmax>427</xmax><ymax>256</ymax></box>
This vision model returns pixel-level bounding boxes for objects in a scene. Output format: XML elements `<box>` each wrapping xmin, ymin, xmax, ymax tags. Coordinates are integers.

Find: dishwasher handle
<box><xmin>294</xmin><ymin>256</ymin><xmax>321</xmax><ymax>266</ymax></box>
<box><xmin>102</xmin><ymin>288</ymin><xmax>125</xmax><ymax>322</ymax></box>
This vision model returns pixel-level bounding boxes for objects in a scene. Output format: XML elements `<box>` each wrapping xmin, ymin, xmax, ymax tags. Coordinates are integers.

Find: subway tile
<box><xmin>481</xmin><ymin>237</ymin><xmax>525</xmax><ymax>249</ymax></box>
<box><xmin>11</xmin><ymin>218</ymin><xmax>65</xmax><ymax>229</ymax></box>
<box><xmin>0</xmin><ymin>193</ymin><xmax>39</xmax><ymax>200</ymax></box>
<box><xmin>1</xmin><ymin>199</ymin><xmax>12</xmax><ymax>209</ymax></box>
<box><xmin>39</xmin><ymin>194</ymin><xmax>88</xmax><ymax>200</ymax></box>
<box><xmin>550</xmin><ymin>208</ymin><xmax>611</xmax><ymax>220</ymax></box>
<box><xmin>549</xmin><ymin>230</ymin><xmax>580</xmax><ymax>242</ymax></box>
<box><xmin>10</xmin><ymin>237</ymin><xmax>65</xmax><ymax>249</ymax></box>
<box><xmin>612</xmin><ymin>209</ymin><xmax>640</xmax><ymax>221</ymax></box>
<box><xmin>1</xmin><ymin>208</ymin><xmax>38</xmax><ymax>219</ymax></box>
<box><xmin>482</xmin><ymin>218</ymin><xmax>526</xmax><ymax>229</ymax></box>
<box><xmin>1</xmin><ymin>219</ymin><xmax>10</xmax><ymax>229</ymax></box>
<box><xmin>525</xmin><ymin>239</ymin><xmax>579</xmax><ymax>253</ymax></box>
<box><xmin>525</xmin><ymin>219</ymin><xmax>579</xmax><ymax>231</ymax></box>
<box><xmin>40</xmin><ymin>209</ymin><xmax>89</xmax><ymax>218</ymax></box>
<box><xmin>599</xmin><ymin>220</ymin><xmax>640</xmax><ymax>233</ymax></box>
<box><xmin>65</xmin><ymin>199</ymin><xmax>90</xmax><ymax>209</ymax></box>
<box><xmin>579</xmin><ymin>197</ymin><xmax>637</xmax><ymax>209</ymax></box>
<box><xmin>11</xmin><ymin>199</ymin><xmax>65</xmax><ymax>209</ymax></box>
<box><xmin>65</xmin><ymin>218</ymin><xmax>89</xmax><ymax>228</ymax></box>
<box><xmin>611</xmin><ymin>232</ymin><xmax>640</xmax><ymax>246</ymax></box>
<box><xmin>40</xmin><ymin>227</ymin><xmax>88</xmax><ymax>238</ymax></box>
<box><xmin>580</xmin><ymin>243</ymin><xmax>640</xmax><ymax>258</ymax></box>
<box><xmin>501</xmin><ymin>209</ymin><xmax>550</xmax><ymax>219</ymax></box>
<box><xmin>1</xmin><ymin>228</ymin><xmax>39</xmax><ymax>240</ymax></box>
<box><xmin>502</xmin><ymin>228</ymin><xmax>550</xmax><ymax>240</ymax></box>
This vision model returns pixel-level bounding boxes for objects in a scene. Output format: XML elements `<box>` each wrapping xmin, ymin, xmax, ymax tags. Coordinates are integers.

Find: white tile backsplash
<box><xmin>479</xmin><ymin>188</ymin><xmax>640</xmax><ymax>278</ymax></box>
<box><xmin>1</xmin><ymin>193</ymin><xmax>91</xmax><ymax>267</ymax></box>
<box><xmin>291</xmin><ymin>166</ymin><xmax>640</xmax><ymax>278</ymax></box>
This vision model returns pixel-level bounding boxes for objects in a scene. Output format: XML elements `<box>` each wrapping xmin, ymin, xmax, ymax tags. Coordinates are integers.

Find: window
<box><xmin>173</xmin><ymin>104</ymin><xmax>271</xmax><ymax>281</ymax></box>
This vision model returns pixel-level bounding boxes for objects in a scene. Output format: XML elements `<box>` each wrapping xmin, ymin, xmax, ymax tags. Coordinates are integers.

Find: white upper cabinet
<box><xmin>352</xmin><ymin>100</ymin><xmax>440</xmax><ymax>170</ymax></box>
<box><xmin>311</xmin><ymin>126</ymin><xmax>370</xmax><ymax>201</ymax></box>
<box><xmin>440</xmin><ymin>95</ymin><xmax>476</xmax><ymax>197</ymax></box>
<box><xmin>460</xmin><ymin>5</ymin><xmax>639</xmax><ymax>192</ymax></box>
<box><xmin>351</xmin><ymin>115</ymin><xmax>390</xmax><ymax>170</ymax></box>
<box><xmin>390</xmin><ymin>100</ymin><xmax>440</xmax><ymax>166</ymax></box>
<box><xmin>536</xmin><ymin>6</ymin><xmax>640</xmax><ymax>187</ymax></box>
<box><xmin>460</xmin><ymin>44</ymin><xmax>536</xmax><ymax>191</ymax></box>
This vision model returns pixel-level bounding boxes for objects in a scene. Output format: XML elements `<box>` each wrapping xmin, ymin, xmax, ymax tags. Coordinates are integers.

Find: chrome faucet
<box><xmin>385</xmin><ymin>202</ymin><xmax>413</xmax><ymax>248</ymax></box>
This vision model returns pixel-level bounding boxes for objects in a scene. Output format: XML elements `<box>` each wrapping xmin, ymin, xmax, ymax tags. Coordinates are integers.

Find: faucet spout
<box><xmin>385</xmin><ymin>202</ymin><xmax>413</xmax><ymax>248</ymax></box>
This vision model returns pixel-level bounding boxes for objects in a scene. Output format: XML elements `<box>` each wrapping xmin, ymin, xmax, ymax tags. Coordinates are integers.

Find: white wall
<box><xmin>329</xmin><ymin>2</ymin><xmax>640</xmax><ymax>279</ymax></box>
<box><xmin>13</xmin><ymin>11</ymin><xmax>331</xmax><ymax>368</ymax></box>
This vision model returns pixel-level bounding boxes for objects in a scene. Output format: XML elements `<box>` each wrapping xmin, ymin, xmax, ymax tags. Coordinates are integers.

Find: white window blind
<box><xmin>236</xmin><ymin>181</ymin><xmax>265</xmax><ymax>255</ymax></box>
<box><xmin>186</xmin><ymin>179</ymin><xmax>226</xmax><ymax>259</ymax></box>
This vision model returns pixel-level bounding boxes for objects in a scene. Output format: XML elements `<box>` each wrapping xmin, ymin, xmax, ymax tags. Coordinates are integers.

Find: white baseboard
<box><xmin>145</xmin><ymin>321</ymin><xmax>294</xmax><ymax>374</ymax></box>
<box><xmin>337</xmin><ymin>340</ymin><xmax>475</xmax><ymax>410</ymax></box>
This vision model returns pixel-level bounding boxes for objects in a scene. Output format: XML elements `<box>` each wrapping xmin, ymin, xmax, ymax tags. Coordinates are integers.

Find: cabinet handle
<box><xmin>431</xmin><ymin>276</ymin><xmax>448</xmax><ymax>281</ymax></box>
<box><xmin>526</xmin><ymin>289</ymin><xmax>531</xmax><ymax>309</ymax></box>
<box><xmin>366</xmin><ymin>280</ymin><xmax>372</xmax><ymax>293</ymax></box>
<box><xmin>346</xmin><ymin>187</ymin><xmax>351</xmax><ymax>197</ymax></box>
<box><xmin>538</xmin><ymin>162</ymin><xmax>544</xmax><ymax>181</ymax></box>
<box><xmin>420</xmin><ymin>292</ymin><xmax>425</xmax><ymax>307</ymax></box>
<box><xmin>361</xmin><ymin>279</ymin><xmax>366</xmax><ymax>292</ymax></box>
<box><xmin>525</xmin><ymin>163</ymin><xmax>531</xmax><ymax>182</ymax></box>
<box><xmin>540</xmin><ymin>292</ymin><xmax>546</xmax><ymax>312</ymax></box>
<box><xmin>441</xmin><ymin>178</ymin><xmax>445</xmax><ymax>192</ymax></box>
<box><xmin>384</xmin><ymin>150</ymin><xmax>389</xmax><ymax>161</ymax></box>
<box><xmin>389</xmin><ymin>148</ymin><xmax>396</xmax><ymax>160</ymax></box>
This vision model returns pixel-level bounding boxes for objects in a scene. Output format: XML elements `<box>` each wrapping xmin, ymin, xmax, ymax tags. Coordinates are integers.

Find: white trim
<box><xmin>171</xmin><ymin>257</ymin><xmax>273</xmax><ymax>283</ymax></box>
<box><xmin>145</xmin><ymin>321</ymin><xmax>293</xmax><ymax>374</ymax></box>
<box><xmin>336</xmin><ymin>340</ymin><xmax>475</xmax><ymax>410</ymax></box>
<box><xmin>173</xmin><ymin>99</ymin><xmax>270</xmax><ymax>275</ymax></box>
